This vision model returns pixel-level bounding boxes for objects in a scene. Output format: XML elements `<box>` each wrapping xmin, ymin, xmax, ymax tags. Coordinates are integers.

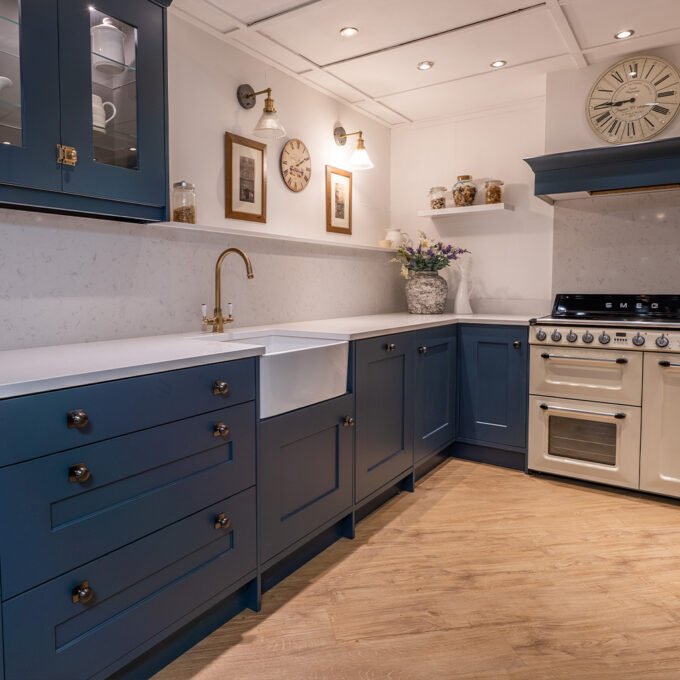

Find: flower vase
<box><xmin>453</xmin><ymin>256</ymin><xmax>473</xmax><ymax>314</ymax></box>
<box><xmin>405</xmin><ymin>271</ymin><xmax>448</xmax><ymax>314</ymax></box>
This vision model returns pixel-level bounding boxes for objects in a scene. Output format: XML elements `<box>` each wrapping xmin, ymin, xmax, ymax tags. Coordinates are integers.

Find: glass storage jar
<box><xmin>452</xmin><ymin>175</ymin><xmax>477</xmax><ymax>207</ymax></box>
<box><xmin>428</xmin><ymin>186</ymin><xmax>447</xmax><ymax>210</ymax></box>
<box><xmin>484</xmin><ymin>179</ymin><xmax>504</xmax><ymax>204</ymax></box>
<box><xmin>172</xmin><ymin>181</ymin><xmax>196</xmax><ymax>224</ymax></box>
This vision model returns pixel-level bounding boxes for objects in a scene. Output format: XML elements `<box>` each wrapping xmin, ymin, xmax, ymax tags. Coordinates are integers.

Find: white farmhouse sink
<box><xmin>230</xmin><ymin>334</ymin><xmax>349</xmax><ymax>418</ymax></box>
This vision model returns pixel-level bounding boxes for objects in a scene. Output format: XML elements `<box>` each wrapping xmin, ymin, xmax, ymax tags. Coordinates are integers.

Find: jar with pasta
<box><xmin>484</xmin><ymin>179</ymin><xmax>504</xmax><ymax>204</ymax></box>
<box><xmin>172</xmin><ymin>181</ymin><xmax>196</xmax><ymax>224</ymax></box>
<box><xmin>428</xmin><ymin>186</ymin><xmax>447</xmax><ymax>210</ymax></box>
<box><xmin>452</xmin><ymin>175</ymin><xmax>477</xmax><ymax>207</ymax></box>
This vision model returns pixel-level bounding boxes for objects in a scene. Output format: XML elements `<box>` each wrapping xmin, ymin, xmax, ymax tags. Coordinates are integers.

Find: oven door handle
<box><xmin>659</xmin><ymin>360</ymin><xmax>680</xmax><ymax>368</ymax></box>
<box><xmin>539</xmin><ymin>403</ymin><xmax>626</xmax><ymax>420</ymax></box>
<box><xmin>540</xmin><ymin>352</ymin><xmax>628</xmax><ymax>365</ymax></box>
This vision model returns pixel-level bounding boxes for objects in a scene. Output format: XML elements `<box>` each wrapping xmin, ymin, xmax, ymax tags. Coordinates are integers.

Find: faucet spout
<box><xmin>207</xmin><ymin>247</ymin><xmax>254</xmax><ymax>333</ymax></box>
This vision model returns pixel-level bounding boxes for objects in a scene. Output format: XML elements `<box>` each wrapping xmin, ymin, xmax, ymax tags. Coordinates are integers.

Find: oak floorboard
<box><xmin>154</xmin><ymin>460</ymin><xmax>680</xmax><ymax>680</ymax></box>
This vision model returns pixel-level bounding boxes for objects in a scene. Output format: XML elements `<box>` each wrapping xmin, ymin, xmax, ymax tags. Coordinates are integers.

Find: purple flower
<box><xmin>406</xmin><ymin>246</ymin><xmax>415</xmax><ymax>254</ymax></box>
<box><xmin>426</xmin><ymin>248</ymin><xmax>434</xmax><ymax>256</ymax></box>
<box><xmin>444</xmin><ymin>244</ymin><xmax>452</xmax><ymax>254</ymax></box>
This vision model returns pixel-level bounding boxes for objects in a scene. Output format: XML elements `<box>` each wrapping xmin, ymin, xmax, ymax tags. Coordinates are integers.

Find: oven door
<box><xmin>530</xmin><ymin>346</ymin><xmax>642</xmax><ymax>406</ymax></box>
<box><xmin>528</xmin><ymin>395</ymin><xmax>641</xmax><ymax>489</ymax></box>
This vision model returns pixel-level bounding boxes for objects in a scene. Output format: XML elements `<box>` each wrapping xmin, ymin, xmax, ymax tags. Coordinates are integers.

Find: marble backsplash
<box><xmin>0</xmin><ymin>210</ymin><xmax>405</xmax><ymax>351</ymax></box>
<box><xmin>552</xmin><ymin>191</ymin><xmax>680</xmax><ymax>295</ymax></box>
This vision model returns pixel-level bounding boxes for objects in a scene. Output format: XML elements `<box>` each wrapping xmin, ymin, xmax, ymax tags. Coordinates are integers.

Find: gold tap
<box><xmin>202</xmin><ymin>247</ymin><xmax>254</xmax><ymax>332</ymax></box>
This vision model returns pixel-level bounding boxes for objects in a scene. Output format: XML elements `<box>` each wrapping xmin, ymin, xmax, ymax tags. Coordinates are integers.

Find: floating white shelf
<box><xmin>417</xmin><ymin>203</ymin><xmax>513</xmax><ymax>217</ymax></box>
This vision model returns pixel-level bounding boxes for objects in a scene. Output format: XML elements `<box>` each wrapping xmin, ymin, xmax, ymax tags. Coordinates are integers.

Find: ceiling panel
<box><xmin>560</xmin><ymin>0</ymin><xmax>680</xmax><ymax>50</ymax></box>
<box><xmin>259</xmin><ymin>0</ymin><xmax>543</xmax><ymax>66</ymax></box>
<box><xmin>325</xmin><ymin>8</ymin><xmax>568</xmax><ymax>98</ymax></box>
<box><xmin>172</xmin><ymin>0</ymin><xmax>239</xmax><ymax>33</ymax></box>
<box><xmin>208</xmin><ymin>0</ymin><xmax>315</xmax><ymax>26</ymax></box>
<box><xmin>379</xmin><ymin>55</ymin><xmax>574</xmax><ymax>121</ymax></box>
<box><xmin>354</xmin><ymin>100</ymin><xmax>411</xmax><ymax>125</ymax></box>
<box><xmin>301</xmin><ymin>70</ymin><xmax>368</xmax><ymax>103</ymax></box>
<box><xmin>231</xmin><ymin>31</ymin><xmax>314</xmax><ymax>73</ymax></box>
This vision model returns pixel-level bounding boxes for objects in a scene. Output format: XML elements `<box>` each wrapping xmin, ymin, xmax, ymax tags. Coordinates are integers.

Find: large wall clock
<box><xmin>280</xmin><ymin>138</ymin><xmax>311</xmax><ymax>192</ymax></box>
<box><xmin>586</xmin><ymin>55</ymin><xmax>680</xmax><ymax>144</ymax></box>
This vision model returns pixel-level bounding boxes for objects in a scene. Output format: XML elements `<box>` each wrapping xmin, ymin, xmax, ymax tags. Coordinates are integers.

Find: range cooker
<box><xmin>528</xmin><ymin>294</ymin><xmax>680</xmax><ymax>497</ymax></box>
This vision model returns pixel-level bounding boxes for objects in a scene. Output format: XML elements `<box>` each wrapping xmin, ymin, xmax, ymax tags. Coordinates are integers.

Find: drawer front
<box><xmin>3</xmin><ymin>489</ymin><xmax>256</xmax><ymax>680</ymax></box>
<box><xmin>0</xmin><ymin>358</ymin><xmax>256</xmax><ymax>466</ymax></box>
<box><xmin>0</xmin><ymin>402</ymin><xmax>255</xmax><ymax>599</ymax></box>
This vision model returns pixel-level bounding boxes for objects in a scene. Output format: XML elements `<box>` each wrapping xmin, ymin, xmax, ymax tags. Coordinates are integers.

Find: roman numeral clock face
<box><xmin>280</xmin><ymin>138</ymin><xmax>311</xmax><ymax>192</ymax></box>
<box><xmin>587</xmin><ymin>55</ymin><xmax>680</xmax><ymax>144</ymax></box>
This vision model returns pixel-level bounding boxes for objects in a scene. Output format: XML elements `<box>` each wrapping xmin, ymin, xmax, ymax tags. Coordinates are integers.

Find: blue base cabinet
<box><xmin>457</xmin><ymin>325</ymin><xmax>529</xmax><ymax>452</ymax></box>
<box><xmin>259</xmin><ymin>394</ymin><xmax>354</xmax><ymax>566</ymax></box>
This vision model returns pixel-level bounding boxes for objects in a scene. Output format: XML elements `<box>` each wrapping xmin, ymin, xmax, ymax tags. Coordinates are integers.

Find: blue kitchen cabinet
<box><xmin>413</xmin><ymin>326</ymin><xmax>457</xmax><ymax>463</ymax></box>
<box><xmin>259</xmin><ymin>394</ymin><xmax>354</xmax><ymax>566</ymax></box>
<box><xmin>0</xmin><ymin>0</ymin><xmax>170</xmax><ymax>221</ymax></box>
<box><xmin>457</xmin><ymin>325</ymin><xmax>529</xmax><ymax>451</ymax></box>
<box><xmin>355</xmin><ymin>333</ymin><xmax>415</xmax><ymax>502</ymax></box>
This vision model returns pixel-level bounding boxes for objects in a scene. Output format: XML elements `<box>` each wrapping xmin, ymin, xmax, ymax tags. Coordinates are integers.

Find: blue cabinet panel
<box><xmin>0</xmin><ymin>606</ymin><xmax>3</xmax><ymax>680</ymax></box>
<box><xmin>0</xmin><ymin>358</ymin><xmax>255</xmax><ymax>466</ymax></box>
<box><xmin>259</xmin><ymin>394</ymin><xmax>354</xmax><ymax>564</ymax></box>
<box><xmin>355</xmin><ymin>333</ymin><xmax>414</xmax><ymax>502</ymax></box>
<box><xmin>457</xmin><ymin>325</ymin><xmax>529</xmax><ymax>451</ymax></box>
<box><xmin>413</xmin><ymin>326</ymin><xmax>457</xmax><ymax>463</ymax></box>
<box><xmin>0</xmin><ymin>401</ymin><xmax>255</xmax><ymax>598</ymax></box>
<box><xmin>3</xmin><ymin>489</ymin><xmax>256</xmax><ymax>680</ymax></box>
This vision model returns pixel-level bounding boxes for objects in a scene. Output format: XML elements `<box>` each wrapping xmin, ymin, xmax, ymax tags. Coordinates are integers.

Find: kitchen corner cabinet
<box><xmin>457</xmin><ymin>325</ymin><xmax>529</xmax><ymax>451</ymax></box>
<box><xmin>0</xmin><ymin>0</ymin><xmax>170</xmax><ymax>222</ymax></box>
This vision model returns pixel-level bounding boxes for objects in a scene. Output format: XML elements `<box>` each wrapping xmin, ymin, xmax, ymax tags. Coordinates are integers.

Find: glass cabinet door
<box><xmin>58</xmin><ymin>0</ymin><xmax>167</xmax><ymax>210</ymax></box>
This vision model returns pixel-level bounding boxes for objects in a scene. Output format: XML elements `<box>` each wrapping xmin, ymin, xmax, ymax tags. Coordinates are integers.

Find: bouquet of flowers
<box><xmin>392</xmin><ymin>231</ymin><xmax>469</xmax><ymax>279</ymax></box>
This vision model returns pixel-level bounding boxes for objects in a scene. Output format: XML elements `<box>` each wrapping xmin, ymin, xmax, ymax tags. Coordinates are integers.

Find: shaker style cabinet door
<box><xmin>355</xmin><ymin>333</ymin><xmax>414</xmax><ymax>503</ymax></box>
<box><xmin>413</xmin><ymin>326</ymin><xmax>457</xmax><ymax>463</ymax></box>
<box><xmin>57</xmin><ymin>0</ymin><xmax>167</xmax><ymax>209</ymax></box>
<box><xmin>0</xmin><ymin>0</ymin><xmax>62</xmax><ymax>191</ymax></box>
<box><xmin>457</xmin><ymin>325</ymin><xmax>529</xmax><ymax>451</ymax></box>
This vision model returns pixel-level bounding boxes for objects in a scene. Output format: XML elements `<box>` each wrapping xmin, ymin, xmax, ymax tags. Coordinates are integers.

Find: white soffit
<box><xmin>208</xmin><ymin>0</ymin><xmax>318</xmax><ymax>26</ymax></box>
<box><xmin>172</xmin><ymin>0</ymin><xmax>239</xmax><ymax>33</ymax></box>
<box><xmin>300</xmin><ymin>70</ymin><xmax>368</xmax><ymax>104</ymax></box>
<box><xmin>354</xmin><ymin>100</ymin><xmax>412</xmax><ymax>125</ymax></box>
<box><xmin>231</xmin><ymin>30</ymin><xmax>314</xmax><ymax>73</ymax></box>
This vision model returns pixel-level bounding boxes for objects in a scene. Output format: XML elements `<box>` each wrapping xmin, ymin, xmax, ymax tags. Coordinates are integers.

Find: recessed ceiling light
<box><xmin>615</xmin><ymin>29</ymin><xmax>635</xmax><ymax>40</ymax></box>
<box><xmin>417</xmin><ymin>60</ymin><xmax>434</xmax><ymax>71</ymax></box>
<box><xmin>490</xmin><ymin>60</ymin><xmax>507</xmax><ymax>69</ymax></box>
<box><xmin>339</xmin><ymin>26</ymin><xmax>358</xmax><ymax>37</ymax></box>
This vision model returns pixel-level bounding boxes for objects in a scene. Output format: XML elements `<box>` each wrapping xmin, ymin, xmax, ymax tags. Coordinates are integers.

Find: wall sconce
<box><xmin>237</xmin><ymin>84</ymin><xmax>286</xmax><ymax>139</ymax></box>
<box><xmin>334</xmin><ymin>124</ymin><xmax>374</xmax><ymax>170</ymax></box>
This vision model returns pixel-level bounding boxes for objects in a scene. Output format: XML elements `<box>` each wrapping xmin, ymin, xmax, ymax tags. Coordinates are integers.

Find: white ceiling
<box><xmin>171</xmin><ymin>0</ymin><xmax>680</xmax><ymax>125</ymax></box>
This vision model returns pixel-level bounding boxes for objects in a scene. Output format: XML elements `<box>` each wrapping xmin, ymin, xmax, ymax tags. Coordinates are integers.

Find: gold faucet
<box><xmin>202</xmin><ymin>247</ymin><xmax>254</xmax><ymax>332</ymax></box>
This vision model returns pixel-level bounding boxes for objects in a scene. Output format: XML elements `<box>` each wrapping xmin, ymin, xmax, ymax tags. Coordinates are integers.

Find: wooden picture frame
<box><xmin>325</xmin><ymin>165</ymin><xmax>352</xmax><ymax>235</ymax></box>
<box><xmin>225</xmin><ymin>132</ymin><xmax>267</xmax><ymax>223</ymax></box>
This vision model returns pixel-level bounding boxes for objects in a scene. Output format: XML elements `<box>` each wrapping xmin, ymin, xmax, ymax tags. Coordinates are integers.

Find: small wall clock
<box><xmin>586</xmin><ymin>55</ymin><xmax>680</xmax><ymax>144</ymax></box>
<box><xmin>280</xmin><ymin>138</ymin><xmax>311</xmax><ymax>192</ymax></box>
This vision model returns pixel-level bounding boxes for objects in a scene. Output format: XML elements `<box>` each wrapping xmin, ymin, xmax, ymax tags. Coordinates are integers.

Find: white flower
<box><xmin>400</xmin><ymin>265</ymin><xmax>410</xmax><ymax>280</ymax></box>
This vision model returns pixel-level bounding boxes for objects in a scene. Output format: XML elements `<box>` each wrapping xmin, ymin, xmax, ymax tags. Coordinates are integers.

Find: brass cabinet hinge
<box><xmin>57</xmin><ymin>144</ymin><xmax>78</xmax><ymax>167</ymax></box>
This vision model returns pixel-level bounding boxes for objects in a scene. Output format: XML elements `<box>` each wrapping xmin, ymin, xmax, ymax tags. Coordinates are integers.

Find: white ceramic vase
<box><xmin>453</xmin><ymin>256</ymin><xmax>473</xmax><ymax>314</ymax></box>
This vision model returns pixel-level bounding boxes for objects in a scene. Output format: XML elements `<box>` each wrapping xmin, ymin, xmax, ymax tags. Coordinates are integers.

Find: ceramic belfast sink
<box><xmin>227</xmin><ymin>334</ymin><xmax>349</xmax><ymax>418</ymax></box>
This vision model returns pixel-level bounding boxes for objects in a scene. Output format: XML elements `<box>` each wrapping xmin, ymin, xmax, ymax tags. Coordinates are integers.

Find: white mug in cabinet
<box><xmin>92</xmin><ymin>94</ymin><xmax>117</xmax><ymax>131</ymax></box>
<box><xmin>91</xmin><ymin>17</ymin><xmax>126</xmax><ymax>73</ymax></box>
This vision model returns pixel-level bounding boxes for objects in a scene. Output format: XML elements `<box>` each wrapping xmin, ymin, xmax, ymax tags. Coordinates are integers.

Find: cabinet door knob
<box><xmin>214</xmin><ymin>513</ymin><xmax>232</xmax><ymax>531</ymax></box>
<box><xmin>213</xmin><ymin>422</ymin><xmax>231</xmax><ymax>439</ymax></box>
<box><xmin>72</xmin><ymin>580</ymin><xmax>95</xmax><ymax>605</ymax></box>
<box><xmin>212</xmin><ymin>380</ymin><xmax>230</xmax><ymax>396</ymax></box>
<box><xmin>513</xmin><ymin>340</ymin><xmax>522</xmax><ymax>349</ymax></box>
<box><xmin>418</xmin><ymin>346</ymin><xmax>428</xmax><ymax>354</ymax></box>
<box><xmin>343</xmin><ymin>416</ymin><xmax>355</xmax><ymax>428</ymax></box>
<box><xmin>385</xmin><ymin>343</ymin><xmax>397</xmax><ymax>352</ymax></box>
<box><xmin>67</xmin><ymin>409</ymin><xmax>89</xmax><ymax>429</ymax></box>
<box><xmin>68</xmin><ymin>463</ymin><xmax>92</xmax><ymax>484</ymax></box>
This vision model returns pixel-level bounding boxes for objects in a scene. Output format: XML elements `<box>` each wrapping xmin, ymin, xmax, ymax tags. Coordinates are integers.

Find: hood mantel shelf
<box><xmin>524</xmin><ymin>136</ymin><xmax>680</xmax><ymax>203</ymax></box>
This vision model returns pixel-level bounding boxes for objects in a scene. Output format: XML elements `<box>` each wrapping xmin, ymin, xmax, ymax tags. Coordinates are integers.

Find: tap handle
<box><xmin>227</xmin><ymin>302</ymin><xmax>233</xmax><ymax>319</ymax></box>
<box><xmin>201</xmin><ymin>303</ymin><xmax>207</xmax><ymax>318</ymax></box>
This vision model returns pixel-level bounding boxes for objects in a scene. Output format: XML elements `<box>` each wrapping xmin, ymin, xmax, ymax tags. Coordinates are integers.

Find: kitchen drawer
<box><xmin>3</xmin><ymin>489</ymin><xmax>256</xmax><ymax>680</ymax></box>
<box><xmin>0</xmin><ymin>358</ymin><xmax>256</xmax><ymax>466</ymax></box>
<box><xmin>0</xmin><ymin>401</ymin><xmax>255</xmax><ymax>599</ymax></box>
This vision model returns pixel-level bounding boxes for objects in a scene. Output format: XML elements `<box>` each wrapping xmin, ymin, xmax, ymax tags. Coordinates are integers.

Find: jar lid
<box><xmin>485</xmin><ymin>179</ymin><xmax>504</xmax><ymax>185</ymax></box>
<box><xmin>457</xmin><ymin>175</ymin><xmax>472</xmax><ymax>181</ymax></box>
<box><xmin>173</xmin><ymin>181</ymin><xmax>195</xmax><ymax>190</ymax></box>
<box><xmin>429</xmin><ymin>186</ymin><xmax>447</xmax><ymax>192</ymax></box>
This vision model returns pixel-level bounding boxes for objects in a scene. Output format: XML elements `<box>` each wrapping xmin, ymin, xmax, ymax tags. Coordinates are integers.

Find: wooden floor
<box><xmin>154</xmin><ymin>460</ymin><xmax>680</xmax><ymax>680</ymax></box>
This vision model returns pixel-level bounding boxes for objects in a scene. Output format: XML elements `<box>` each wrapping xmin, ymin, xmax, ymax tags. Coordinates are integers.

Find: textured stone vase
<box><xmin>405</xmin><ymin>271</ymin><xmax>448</xmax><ymax>314</ymax></box>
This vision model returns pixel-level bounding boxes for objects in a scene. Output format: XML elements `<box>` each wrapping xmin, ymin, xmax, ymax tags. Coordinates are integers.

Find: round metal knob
<box><xmin>213</xmin><ymin>422</ymin><xmax>231</xmax><ymax>439</ymax></box>
<box><xmin>582</xmin><ymin>331</ymin><xmax>594</xmax><ymax>344</ymax></box>
<box><xmin>535</xmin><ymin>329</ymin><xmax>547</xmax><ymax>341</ymax></box>
<box><xmin>67</xmin><ymin>409</ymin><xmax>89</xmax><ymax>430</ymax></box>
<box><xmin>71</xmin><ymin>581</ymin><xmax>94</xmax><ymax>605</ymax></box>
<box><xmin>598</xmin><ymin>332</ymin><xmax>611</xmax><ymax>345</ymax></box>
<box><xmin>212</xmin><ymin>380</ymin><xmax>230</xmax><ymax>396</ymax></box>
<box><xmin>418</xmin><ymin>346</ymin><xmax>428</xmax><ymax>354</ymax></box>
<box><xmin>385</xmin><ymin>343</ymin><xmax>397</xmax><ymax>352</ymax></box>
<box><xmin>656</xmin><ymin>334</ymin><xmax>670</xmax><ymax>348</ymax></box>
<box><xmin>512</xmin><ymin>340</ymin><xmax>522</xmax><ymax>349</ymax></box>
<box><xmin>566</xmin><ymin>331</ymin><xmax>578</xmax><ymax>343</ymax></box>
<box><xmin>343</xmin><ymin>416</ymin><xmax>355</xmax><ymax>428</ymax></box>
<box><xmin>68</xmin><ymin>463</ymin><xmax>91</xmax><ymax>484</ymax></box>
<box><xmin>632</xmin><ymin>333</ymin><xmax>645</xmax><ymax>347</ymax></box>
<box><xmin>550</xmin><ymin>330</ymin><xmax>562</xmax><ymax>342</ymax></box>
<box><xmin>214</xmin><ymin>513</ymin><xmax>232</xmax><ymax>531</ymax></box>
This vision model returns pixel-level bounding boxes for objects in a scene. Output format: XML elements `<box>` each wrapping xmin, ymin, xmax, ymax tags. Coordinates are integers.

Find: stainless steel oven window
<box><xmin>548</xmin><ymin>415</ymin><xmax>617</xmax><ymax>466</ymax></box>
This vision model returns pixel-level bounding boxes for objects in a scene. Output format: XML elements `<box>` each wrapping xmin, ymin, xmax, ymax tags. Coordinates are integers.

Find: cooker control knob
<box><xmin>535</xmin><ymin>329</ymin><xmax>547</xmax><ymax>341</ymax></box>
<box><xmin>598</xmin><ymin>332</ymin><xmax>611</xmax><ymax>345</ymax></box>
<box><xmin>582</xmin><ymin>331</ymin><xmax>594</xmax><ymax>344</ymax></box>
<box><xmin>550</xmin><ymin>330</ymin><xmax>562</xmax><ymax>342</ymax></box>
<box><xmin>656</xmin><ymin>334</ymin><xmax>670</xmax><ymax>348</ymax></box>
<box><xmin>566</xmin><ymin>330</ymin><xmax>578</xmax><ymax>343</ymax></box>
<box><xmin>632</xmin><ymin>332</ymin><xmax>645</xmax><ymax>347</ymax></box>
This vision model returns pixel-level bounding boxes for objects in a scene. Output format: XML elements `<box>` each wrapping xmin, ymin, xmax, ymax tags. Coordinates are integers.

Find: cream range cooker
<box><xmin>529</xmin><ymin>294</ymin><xmax>680</xmax><ymax>497</ymax></box>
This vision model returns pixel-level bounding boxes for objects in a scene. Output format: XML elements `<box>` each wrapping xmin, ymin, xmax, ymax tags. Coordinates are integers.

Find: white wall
<box><xmin>390</xmin><ymin>100</ymin><xmax>554</xmax><ymax>316</ymax></box>
<box><xmin>545</xmin><ymin>45</ymin><xmax>680</xmax><ymax>153</ymax></box>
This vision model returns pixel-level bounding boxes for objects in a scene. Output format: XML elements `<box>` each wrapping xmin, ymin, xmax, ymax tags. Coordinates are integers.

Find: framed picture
<box><xmin>325</xmin><ymin>165</ymin><xmax>352</xmax><ymax>235</ymax></box>
<box><xmin>225</xmin><ymin>132</ymin><xmax>267</xmax><ymax>223</ymax></box>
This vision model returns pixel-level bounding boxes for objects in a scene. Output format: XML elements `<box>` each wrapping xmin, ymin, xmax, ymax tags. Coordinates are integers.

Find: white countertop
<box><xmin>0</xmin><ymin>312</ymin><xmax>534</xmax><ymax>398</ymax></box>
